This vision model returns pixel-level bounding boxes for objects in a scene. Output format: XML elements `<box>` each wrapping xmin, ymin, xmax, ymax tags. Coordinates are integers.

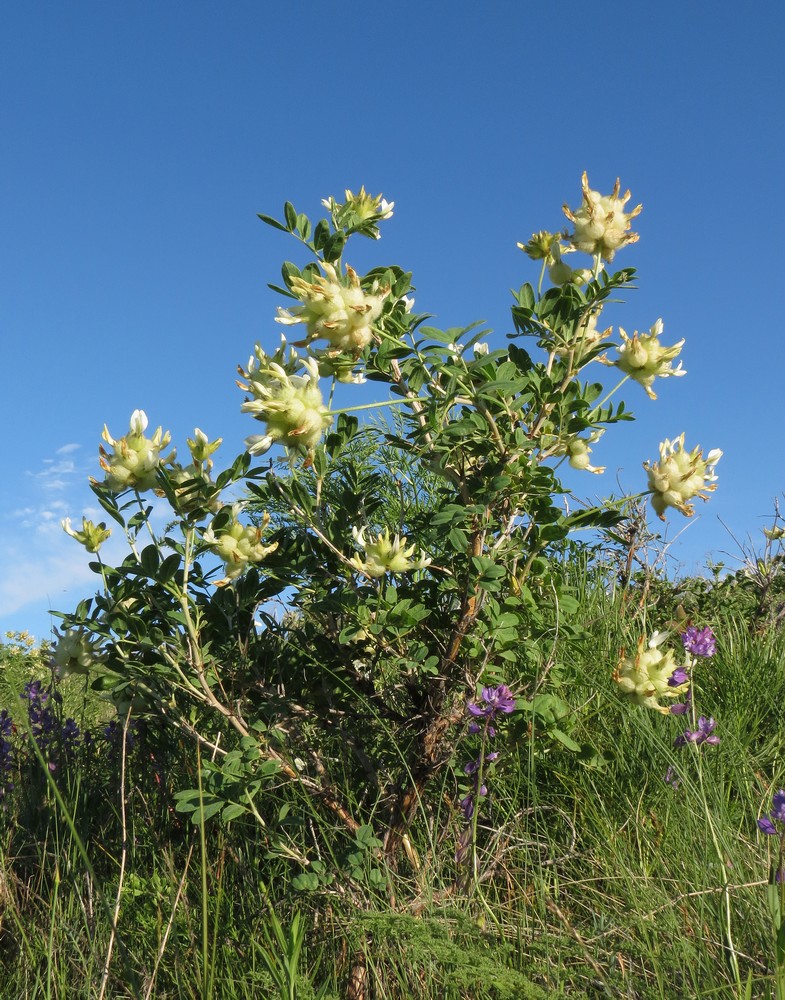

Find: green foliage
<box><xmin>7</xmin><ymin>178</ymin><xmax>771</xmax><ymax>996</ymax></box>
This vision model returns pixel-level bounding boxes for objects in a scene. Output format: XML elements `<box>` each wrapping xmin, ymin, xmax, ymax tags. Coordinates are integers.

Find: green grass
<box><xmin>1</xmin><ymin>575</ymin><xmax>784</xmax><ymax>1000</ymax></box>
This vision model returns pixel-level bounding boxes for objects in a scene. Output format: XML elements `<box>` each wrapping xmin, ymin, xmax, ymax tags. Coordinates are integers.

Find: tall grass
<box><xmin>1</xmin><ymin>563</ymin><xmax>784</xmax><ymax>999</ymax></box>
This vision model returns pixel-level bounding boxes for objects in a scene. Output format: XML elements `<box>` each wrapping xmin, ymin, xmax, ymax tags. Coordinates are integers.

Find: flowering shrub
<box><xmin>52</xmin><ymin>177</ymin><xmax>722</xmax><ymax>886</ymax></box>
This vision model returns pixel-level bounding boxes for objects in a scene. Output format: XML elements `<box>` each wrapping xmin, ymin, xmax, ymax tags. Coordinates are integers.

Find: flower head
<box><xmin>644</xmin><ymin>434</ymin><xmax>722</xmax><ymax>519</ymax></box>
<box><xmin>322</xmin><ymin>187</ymin><xmax>394</xmax><ymax>239</ymax></box>
<box><xmin>466</xmin><ymin>684</ymin><xmax>517</xmax><ymax>719</ymax></box>
<box><xmin>51</xmin><ymin>629</ymin><xmax>105</xmax><ymax>677</ymax></box>
<box><xmin>566</xmin><ymin>435</ymin><xmax>605</xmax><ymax>475</ymax></box>
<box><xmin>276</xmin><ymin>261</ymin><xmax>389</xmax><ymax>355</ymax></box>
<box><xmin>99</xmin><ymin>410</ymin><xmax>175</xmax><ymax>493</ymax></box>
<box><xmin>517</xmin><ymin>230</ymin><xmax>558</xmax><ymax>261</ymax></box>
<box><xmin>757</xmin><ymin>791</ymin><xmax>785</xmax><ymax>837</ymax></box>
<box><xmin>682</xmin><ymin>625</ymin><xmax>717</xmax><ymax>658</ymax></box>
<box><xmin>186</xmin><ymin>428</ymin><xmax>222</xmax><ymax>470</ymax></box>
<box><xmin>612</xmin><ymin>319</ymin><xmax>685</xmax><ymax>399</ymax></box>
<box><xmin>674</xmin><ymin>715</ymin><xmax>720</xmax><ymax>748</ymax></box>
<box><xmin>349</xmin><ymin>526</ymin><xmax>431</xmax><ymax>578</ymax></box>
<box><xmin>203</xmin><ymin>506</ymin><xmax>278</xmax><ymax>582</ymax></box>
<box><xmin>62</xmin><ymin>516</ymin><xmax>111</xmax><ymax>553</ymax></box>
<box><xmin>613</xmin><ymin>632</ymin><xmax>690</xmax><ymax>714</ymax></box>
<box><xmin>239</xmin><ymin>343</ymin><xmax>332</xmax><ymax>458</ymax></box>
<box><xmin>563</xmin><ymin>172</ymin><xmax>642</xmax><ymax>261</ymax></box>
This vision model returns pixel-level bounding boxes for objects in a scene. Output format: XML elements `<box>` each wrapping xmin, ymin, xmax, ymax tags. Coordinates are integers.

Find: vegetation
<box><xmin>1</xmin><ymin>178</ymin><xmax>783</xmax><ymax>998</ymax></box>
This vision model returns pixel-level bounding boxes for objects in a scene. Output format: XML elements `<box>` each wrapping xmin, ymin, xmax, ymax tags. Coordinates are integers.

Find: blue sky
<box><xmin>2</xmin><ymin>2</ymin><xmax>784</xmax><ymax>640</ymax></box>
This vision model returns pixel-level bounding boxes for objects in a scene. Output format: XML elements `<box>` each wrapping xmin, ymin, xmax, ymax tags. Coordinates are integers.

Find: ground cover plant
<box><xmin>1</xmin><ymin>177</ymin><xmax>783</xmax><ymax>998</ymax></box>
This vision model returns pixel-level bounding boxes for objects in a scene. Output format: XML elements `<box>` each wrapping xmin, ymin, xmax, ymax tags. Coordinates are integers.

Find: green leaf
<box><xmin>257</xmin><ymin>212</ymin><xmax>288</xmax><ymax>232</ymax></box>
<box><xmin>292</xmin><ymin>873</ymin><xmax>320</xmax><ymax>891</ymax></box>
<box><xmin>221</xmin><ymin>802</ymin><xmax>246</xmax><ymax>822</ymax></box>
<box><xmin>548</xmin><ymin>729</ymin><xmax>581</xmax><ymax>753</ymax></box>
<box><xmin>313</xmin><ymin>218</ymin><xmax>330</xmax><ymax>250</ymax></box>
<box><xmin>283</xmin><ymin>201</ymin><xmax>297</xmax><ymax>230</ymax></box>
<box><xmin>140</xmin><ymin>544</ymin><xmax>160</xmax><ymax>576</ymax></box>
<box><xmin>158</xmin><ymin>552</ymin><xmax>182</xmax><ymax>583</ymax></box>
<box><xmin>322</xmin><ymin>231</ymin><xmax>345</xmax><ymax>263</ymax></box>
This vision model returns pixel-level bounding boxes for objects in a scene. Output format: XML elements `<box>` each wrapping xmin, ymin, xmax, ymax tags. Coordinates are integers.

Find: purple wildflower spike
<box><xmin>682</xmin><ymin>626</ymin><xmax>717</xmax><ymax>658</ymax></box>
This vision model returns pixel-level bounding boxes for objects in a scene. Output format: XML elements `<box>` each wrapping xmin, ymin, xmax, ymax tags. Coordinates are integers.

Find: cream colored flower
<box><xmin>613</xmin><ymin>632</ymin><xmax>689</xmax><ymax>714</ymax></box>
<box><xmin>203</xmin><ymin>507</ymin><xmax>278</xmax><ymax>581</ymax></box>
<box><xmin>563</xmin><ymin>171</ymin><xmax>642</xmax><ymax>261</ymax></box>
<box><xmin>349</xmin><ymin>526</ymin><xmax>431</xmax><ymax>578</ymax></box>
<box><xmin>99</xmin><ymin>410</ymin><xmax>175</xmax><ymax>493</ymax></box>
<box><xmin>644</xmin><ymin>434</ymin><xmax>722</xmax><ymax>519</ymax></box>
<box><xmin>612</xmin><ymin>319</ymin><xmax>685</xmax><ymax>399</ymax></box>
<box><xmin>276</xmin><ymin>262</ymin><xmax>389</xmax><ymax>355</ymax></box>
<box><xmin>52</xmin><ymin>629</ymin><xmax>105</xmax><ymax>677</ymax></box>
<box><xmin>323</xmin><ymin>187</ymin><xmax>394</xmax><ymax>223</ymax></box>
<box><xmin>239</xmin><ymin>347</ymin><xmax>331</xmax><ymax>457</ymax></box>
<box><xmin>187</xmin><ymin>428</ymin><xmax>222</xmax><ymax>470</ymax></box>
<box><xmin>62</xmin><ymin>516</ymin><xmax>111</xmax><ymax>553</ymax></box>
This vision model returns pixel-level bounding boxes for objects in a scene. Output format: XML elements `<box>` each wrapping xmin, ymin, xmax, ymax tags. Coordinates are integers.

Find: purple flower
<box><xmin>664</xmin><ymin>766</ymin><xmax>681</xmax><ymax>789</ymax></box>
<box><xmin>682</xmin><ymin>626</ymin><xmax>717</xmax><ymax>658</ymax></box>
<box><xmin>670</xmin><ymin>687</ymin><xmax>693</xmax><ymax>715</ymax></box>
<box><xmin>758</xmin><ymin>789</ymin><xmax>785</xmax><ymax>834</ymax></box>
<box><xmin>674</xmin><ymin>715</ymin><xmax>720</xmax><ymax>749</ymax></box>
<box><xmin>467</xmin><ymin>684</ymin><xmax>516</xmax><ymax>719</ymax></box>
<box><xmin>460</xmin><ymin>794</ymin><xmax>474</xmax><ymax>821</ymax></box>
<box><xmin>668</xmin><ymin>667</ymin><xmax>690</xmax><ymax>688</ymax></box>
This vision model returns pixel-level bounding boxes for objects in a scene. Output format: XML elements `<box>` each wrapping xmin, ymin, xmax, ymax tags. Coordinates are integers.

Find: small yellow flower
<box><xmin>563</xmin><ymin>171</ymin><xmax>642</xmax><ymax>261</ymax></box>
<box><xmin>612</xmin><ymin>319</ymin><xmax>685</xmax><ymax>399</ymax></box>
<box><xmin>644</xmin><ymin>434</ymin><xmax>722</xmax><ymax>519</ymax></box>
<box><xmin>613</xmin><ymin>632</ymin><xmax>689</xmax><ymax>714</ymax></box>
<box><xmin>62</xmin><ymin>517</ymin><xmax>111</xmax><ymax>553</ymax></box>
<box><xmin>517</xmin><ymin>231</ymin><xmax>558</xmax><ymax>261</ymax></box>
<box><xmin>276</xmin><ymin>262</ymin><xmax>389</xmax><ymax>356</ymax></box>
<box><xmin>203</xmin><ymin>507</ymin><xmax>278</xmax><ymax>582</ymax></box>
<box><xmin>187</xmin><ymin>429</ymin><xmax>222</xmax><ymax>470</ymax></box>
<box><xmin>349</xmin><ymin>526</ymin><xmax>431</xmax><ymax>578</ymax></box>
<box><xmin>99</xmin><ymin>410</ymin><xmax>175</xmax><ymax>493</ymax></box>
<box><xmin>52</xmin><ymin>629</ymin><xmax>105</xmax><ymax>677</ymax></box>
<box><xmin>239</xmin><ymin>347</ymin><xmax>332</xmax><ymax>458</ymax></box>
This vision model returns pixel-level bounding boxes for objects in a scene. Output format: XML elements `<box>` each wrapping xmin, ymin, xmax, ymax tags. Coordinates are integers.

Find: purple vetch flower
<box><xmin>674</xmin><ymin>715</ymin><xmax>720</xmax><ymax>749</ymax></box>
<box><xmin>758</xmin><ymin>789</ymin><xmax>785</xmax><ymax>834</ymax></box>
<box><xmin>682</xmin><ymin>626</ymin><xmax>717</xmax><ymax>658</ymax></box>
<box><xmin>460</xmin><ymin>794</ymin><xmax>475</xmax><ymax>821</ymax></box>
<box><xmin>668</xmin><ymin>667</ymin><xmax>690</xmax><ymax>688</ymax></box>
<box><xmin>466</xmin><ymin>684</ymin><xmax>516</xmax><ymax>719</ymax></box>
<box><xmin>670</xmin><ymin>686</ymin><xmax>693</xmax><ymax>716</ymax></box>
